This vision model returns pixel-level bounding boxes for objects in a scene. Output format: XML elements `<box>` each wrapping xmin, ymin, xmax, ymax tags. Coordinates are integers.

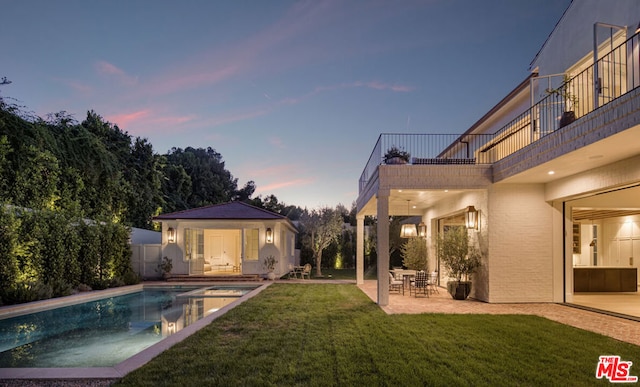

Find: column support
<box><xmin>376</xmin><ymin>190</ymin><xmax>390</xmax><ymax>306</ymax></box>
<box><xmin>356</xmin><ymin>215</ymin><xmax>365</xmax><ymax>285</ymax></box>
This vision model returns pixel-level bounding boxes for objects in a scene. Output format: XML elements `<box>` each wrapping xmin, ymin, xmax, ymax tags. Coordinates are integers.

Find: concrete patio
<box><xmin>358</xmin><ymin>280</ymin><xmax>640</xmax><ymax>347</ymax></box>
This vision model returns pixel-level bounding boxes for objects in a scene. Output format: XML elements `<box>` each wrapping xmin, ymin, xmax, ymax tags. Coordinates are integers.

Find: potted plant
<box><xmin>546</xmin><ymin>75</ymin><xmax>578</xmax><ymax>129</ymax></box>
<box><xmin>437</xmin><ymin>226</ymin><xmax>481</xmax><ymax>300</ymax></box>
<box><xmin>384</xmin><ymin>146</ymin><xmax>410</xmax><ymax>164</ymax></box>
<box><xmin>263</xmin><ymin>255</ymin><xmax>278</xmax><ymax>280</ymax></box>
<box><xmin>156</xmin><ymin>256</ymin><xmax>173</xmax><ymax>280</ymax></box>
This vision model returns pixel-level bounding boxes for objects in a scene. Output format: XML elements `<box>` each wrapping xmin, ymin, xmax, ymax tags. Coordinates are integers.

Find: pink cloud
<box><xmin>128</xmin><ymin>2</ymin><xmax>342</xmax><ymax>98</ymax></box>
<box><xmin>108</xmin><ymin>110</ymin><xmax>151</xmax><ymax>127</ymax></box>
<box><xmin>144</xmin><ymin>65</ymin><xmax>240</xmax><ymax>96</ymax></box>
<box><xmin>95</xmin><ymin>60</ymin><xmax>138</xmax><ymax>86</ymax></box>
<box><xmin>269</xmin><ymin>137</ymin><xmax>286</xmax><ymax>149</ymax></box>
<box><xmin>355</xmin><ymin>81</ymin><xmax>415</xmax><ymax>92</ymax></box>
<box><xmin>96</xmin><ymin>61</ymin><xmax>125</xmax><ymax>76</ymax></box>
<box><xmin>106</xmin><ymin>109</ymin><xmax>197</xmax><ymax>135</ymax></box>
<box><xmin>53</xmin><ymin>78</ymin><xmax>93</xmax><ymax>95</ymax></box>
<box><xmin>202</xmin><ymin>107</ymin><xmax>272</xmax><ymax>128</ymax></box>
<box><xmin>255</xmin><ymin>178</ymin><xmax>315</xmax><ymax>193</ymax></box>
<box><xmin>252</xmin><ymin>165</ymin><xmax>295</xmax><ymax>177</ymax></box>
<box><xmin>68</xmin><ymin>80</ymin><xmax>93</xmax><ymax>94</ymax></box>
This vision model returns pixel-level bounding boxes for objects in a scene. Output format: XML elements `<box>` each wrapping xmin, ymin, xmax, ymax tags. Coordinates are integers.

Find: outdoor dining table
<box><xmin>391</xmin><ymin>269</ymin><xmax>416</xmax><ymax>289</ymax></box>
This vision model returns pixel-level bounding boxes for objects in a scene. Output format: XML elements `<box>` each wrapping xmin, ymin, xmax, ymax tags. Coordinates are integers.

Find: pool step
<box><xmin>166</xmin><ymin>274</ymin><xmax>263</xmax><ymax>282</ymax></box>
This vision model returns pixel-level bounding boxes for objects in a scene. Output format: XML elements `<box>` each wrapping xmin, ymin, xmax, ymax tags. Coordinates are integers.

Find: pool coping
<box><xmin>0</xmin><ymin>281</ymin><xmax>271</xmax><ymax>380</ymax></box>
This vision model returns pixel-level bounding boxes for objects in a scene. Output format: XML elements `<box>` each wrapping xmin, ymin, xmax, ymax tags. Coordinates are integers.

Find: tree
<box><xmin>368</xmin><ymin>216</ymin><xmax>406</xmax><ymax>267</ymax></box>
<box><xmin>301</xmin><ymin>207</ymin><xmax>343</xmax><ymax>277</ymax></box>
<box><xmin>164</xmin><ymin>147</ymin><xmax>239</xmax><ymax>208</ymax></box>
<box><xmin>401</xmin><ymin>237</ymin><xmax>428</xmax><ymax>270</ymax></box>
<box><xmin>125</xmin><ymin>138</ymin><xmax>163</xmax><ymax>228</ymax></box>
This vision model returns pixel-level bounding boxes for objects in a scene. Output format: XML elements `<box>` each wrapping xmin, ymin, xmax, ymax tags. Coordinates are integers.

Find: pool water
<box><xmin>0</xmin><ymin>285</ymin><xmax>258</xmax><ymax>368</ymax></box>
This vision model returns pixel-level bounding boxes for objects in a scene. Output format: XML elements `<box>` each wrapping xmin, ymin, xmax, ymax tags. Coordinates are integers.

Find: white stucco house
<box><xmin>356</xmin><ymin>0</ymin><xmax>640</xmax><ymax>317</ymax></box>
<box><xmin>154</xmin><ymin>201</ymin><xmax>298</xmax><ymax>279</ymax></box>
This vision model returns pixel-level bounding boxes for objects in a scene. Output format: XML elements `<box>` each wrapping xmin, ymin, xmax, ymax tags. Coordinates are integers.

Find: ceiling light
<box><xmin>400</xmin><ymin>200</ymin><xmax>417</xmax><ymax>238</ymax></box>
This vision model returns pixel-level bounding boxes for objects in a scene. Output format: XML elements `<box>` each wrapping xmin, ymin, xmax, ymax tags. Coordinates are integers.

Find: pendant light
<box><xmin>400</xmin><ymin>200</ymin><xmax>417</xmax><ymax>238</ymax></box>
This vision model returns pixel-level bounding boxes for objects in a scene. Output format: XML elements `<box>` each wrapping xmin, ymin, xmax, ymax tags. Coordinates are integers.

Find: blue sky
<box><xmin>1</xmin><ymin>0</ymin><xmax>571</xmax><ymax>209</ymax></box>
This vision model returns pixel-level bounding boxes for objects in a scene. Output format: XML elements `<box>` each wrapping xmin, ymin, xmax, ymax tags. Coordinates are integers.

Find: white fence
<box><xmin>131</xmin><ymin>244</ymin><xmax>162</xmax><ymax>279</ymax></box>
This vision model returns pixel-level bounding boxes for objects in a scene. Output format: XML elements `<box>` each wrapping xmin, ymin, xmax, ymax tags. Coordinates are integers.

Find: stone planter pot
<box><xmin>447</xmin><ymin>281</ymin><xmax>472</xmax><ymax>300</ymax></box>
<box><xmin>385</xmin><ymin>157</ymin><xmax>408</xmax><ymax>165</ymax></box>
<box><xmin>559</xmin><ymin>111</ymin><xmax>576</xmax><ymax>129</ymax></box>
<box><xmin>266</xmin><ymin>271</ymin><xmax>276</xmax><ymax>281</ymax></box>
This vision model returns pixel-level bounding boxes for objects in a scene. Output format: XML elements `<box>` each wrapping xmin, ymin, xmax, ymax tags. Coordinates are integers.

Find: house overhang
<box><xmin>158</xmin><ymin>218</ymin><xmax>298</xmax><ymax>234</ymax></box>
<box><xmin>357</xmin><ymin>164</ymin><xmax>493</xmax><ymax>216</ymax></box>
<box><xmin>494</xmin><ymin>87</ymin><xmax>640</xmax><ymax>185</ymax></box>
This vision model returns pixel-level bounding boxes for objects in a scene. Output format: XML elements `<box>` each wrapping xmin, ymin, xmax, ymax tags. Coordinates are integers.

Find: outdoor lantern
<box><xmin>400</xmin><ymin>200</ymin><xmax>417</xmax><ymax>238</ymax></box>
<box><xmin>418</xmin><ymin>222</ymin><xmax>427</xmax><ymax>238</ymax></box>
<box><xmin>266</xmin><ymin>227</ymin><xmax>273</xmax><ymax>244</ymax></box>
<box><xmin>465</xmin><ymin>206</ymin><xmax>479</xmax><ymax>230</ymax></box>
<box><xmin>167</xmin><ymin>227</ymin><xmax>176</xmax><ymax>243</ymax></box>
<box><xmin>400</xmin><ymin>223</ymin><xmax>417</xmax><ymax>238</ymax></box>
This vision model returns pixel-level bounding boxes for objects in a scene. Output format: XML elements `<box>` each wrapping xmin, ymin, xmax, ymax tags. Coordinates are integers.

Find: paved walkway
<box><xmin>358</xmin><ymin>280</ymin><xmax>640</xmax><ymax>347</ymax></box>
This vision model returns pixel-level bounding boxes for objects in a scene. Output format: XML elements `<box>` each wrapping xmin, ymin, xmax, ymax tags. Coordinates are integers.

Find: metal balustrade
<box><xmin>359</xmin><ymin>32</ymin><xmax>640</xmax><ymax>192</ymax></box>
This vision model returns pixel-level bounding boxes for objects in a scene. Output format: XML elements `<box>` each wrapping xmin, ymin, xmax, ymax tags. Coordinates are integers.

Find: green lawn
<box><xmin>282</xmin><ymin>267</ymin><xmax>377</xmax><ymax>280</ymax></box>
<box><xmin>116</xmin><ymin>284</ymin><xmax>639</xmax><ymax>386</ymax></box>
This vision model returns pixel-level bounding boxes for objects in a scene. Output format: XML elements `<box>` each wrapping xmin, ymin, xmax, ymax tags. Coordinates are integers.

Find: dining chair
<box><xmin>427</xmin><ymin>271</ymin><xmax>439</xmax><ymax>294</ymax></box>
<box><xmin>389</xmin><ymin>272</ymin><xmax>404</xmax><ymax>295</ymax></box>
<box><xmin>288</xmin><ymin>264</ymin><xmax>298</xmax><ymax>279</ymax></box>
<box><xmin>410</xmin><ymin>270</ymin><xmax>429</xmax><ymax>297</ymax></box>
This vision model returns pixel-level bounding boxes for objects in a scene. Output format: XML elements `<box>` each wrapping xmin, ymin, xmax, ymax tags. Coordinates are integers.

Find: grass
<box><xmin>281</xmin><ymin>267</ymin><xmax>377</xmax><ymax>280</ymax></box>
<box><xmin>116</xmin><ymin>284</ymin><xmax>639</xmax><ymax>386</ymax></box>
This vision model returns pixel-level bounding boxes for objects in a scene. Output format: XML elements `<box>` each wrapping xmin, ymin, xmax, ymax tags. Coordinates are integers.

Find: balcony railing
<box><xmin>359</xmin><ymin>31</ymin><xmax>640</xmax><ymax>192</ymax></box>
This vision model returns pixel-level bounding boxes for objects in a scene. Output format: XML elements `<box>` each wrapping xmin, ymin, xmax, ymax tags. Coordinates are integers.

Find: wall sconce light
<box><xmin>418</xmin><ymin>222</ymin><xmax>427</xmax><ymax>238</ymax></box>
<box><xmin>266</xmin><ymin>227</ymin><xmax>273</xmax><ymax>244</ymax></box>
<box><xmin>400</xmin><ymin>200</ymin><xmax>417</xmax><ymax>238</ymax></box>
<box><xmin>167</xmin><ymin>227</ymin><xmax>176</xmax><ymax>243</ymax></box>
<box><xmin>465</xmin><ymin>206</ymin><xmax>479</xmax><ymax>230</ymax></box>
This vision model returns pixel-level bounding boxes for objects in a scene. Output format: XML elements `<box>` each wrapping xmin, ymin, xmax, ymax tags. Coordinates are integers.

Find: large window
<box><xmin>184</xmin><ymin>228</ymin><xmax>204</xmax><ymax>261</ymax></box>
<box><xmin>244</xmin><ymin>229</ymin><xmax>259</xmax><ymax>261</ymax></box>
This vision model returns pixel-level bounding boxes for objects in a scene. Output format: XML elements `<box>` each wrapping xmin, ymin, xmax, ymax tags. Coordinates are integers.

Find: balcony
<box><xmin>359</xmin><ymin>31</ymin><xmax>640</xmax><ymax>195</ymax></box>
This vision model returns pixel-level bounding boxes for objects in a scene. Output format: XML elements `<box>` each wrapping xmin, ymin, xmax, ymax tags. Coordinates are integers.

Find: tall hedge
<box><xmin>0</xmin><ymin>206</ymin><xmax>135</xmax><ymax>305</ymax></box>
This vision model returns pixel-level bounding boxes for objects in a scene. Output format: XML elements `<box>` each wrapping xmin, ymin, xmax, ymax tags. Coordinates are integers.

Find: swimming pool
<box><xmin>0</xmin><ymin>283</ymin><xmax>263</xmax><ymax>371</ymax></box>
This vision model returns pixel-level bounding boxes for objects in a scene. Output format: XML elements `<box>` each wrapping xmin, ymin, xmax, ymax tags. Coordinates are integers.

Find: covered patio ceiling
<box><xmin>357</xmin><ymin>188</ymin><xmax>476</xmax><ymax>217</ymax></box>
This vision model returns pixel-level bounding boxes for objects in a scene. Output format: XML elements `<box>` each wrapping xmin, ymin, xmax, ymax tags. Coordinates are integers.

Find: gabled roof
<box><xmin>154</xmin><ymin>201</ymin><xmax>288</xmax><ymax>221</ymax></box>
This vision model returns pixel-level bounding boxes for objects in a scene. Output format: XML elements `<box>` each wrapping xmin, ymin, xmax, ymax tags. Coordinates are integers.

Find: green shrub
<box><xmin>401</xmin><ymin>237</ymin><xmax>428</xmax><ymax>270</ymax></box>
<box><xmin>2</xmin><ymin>281</ymin><xmax>53</xmax><ymax>304</ymax></box>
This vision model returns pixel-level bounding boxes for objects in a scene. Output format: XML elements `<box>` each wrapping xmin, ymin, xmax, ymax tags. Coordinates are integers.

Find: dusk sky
<box><xmin>1</xmin><ymin>0</ymin><xmax>571</xmax><ymax>209</ymax></box>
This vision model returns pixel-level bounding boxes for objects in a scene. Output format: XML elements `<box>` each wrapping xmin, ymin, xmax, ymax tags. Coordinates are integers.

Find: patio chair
<box><xmin>410</xmin><ymin>270</ymin><xmax>429</xmax><ymax>297</ymax></box>
<box><xmin>427</xmin><ymin>271</ymin><xmax>439</xmax><ymax>294</ymax></box>
<box><xmin>288</xmin><ymin>264</ymin><xmax>298</xmax><ymax>279</ymax></box>
<box><xmin>300</xmin><ymin>263</ymin><xmax>311</xmax><ymax>280</ymax></box>
<box><xmin>389</xmin><ymin>272</ymin><xmax>404</xmax><ymax>295</ymax></box>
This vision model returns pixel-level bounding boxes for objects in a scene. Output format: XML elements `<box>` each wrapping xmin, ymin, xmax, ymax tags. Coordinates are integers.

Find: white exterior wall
<box><xmin>531</xmin><ymin>0</ymin><xmax>640</xmax><ymax>76</ymax></box>
<box><xmin>487</xmin><ymin>183</ymin><xmax>555</xmax><ymax>303</ymax></box>
<box><xmin>160</xmin><ymin>220</ymin><xmax>296</xmax><ymax>277</ymax></box>
<box><xmin>546</xmin><ymin>154</ymin><xmax>640</xmax><ymax>202</ymax></box>
<box><xmin>424</xmin><ymin>190</ymin><xmax>489</xmax><ymax>301</ymax></box>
